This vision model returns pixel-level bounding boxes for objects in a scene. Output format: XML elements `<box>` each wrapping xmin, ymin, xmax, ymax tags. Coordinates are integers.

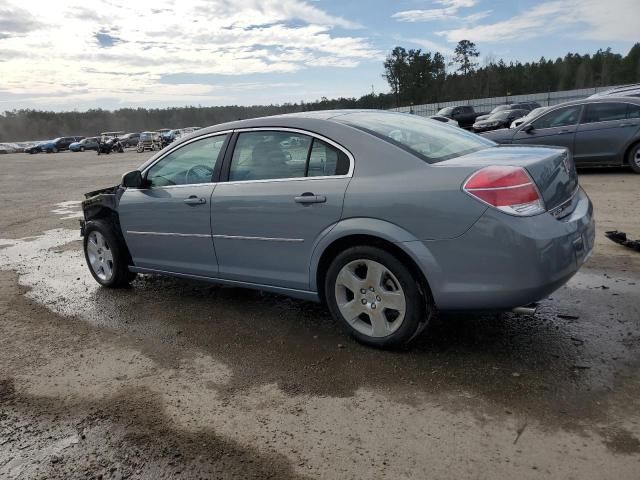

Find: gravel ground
<box><xmin>0</xmin><ymin>150</ymin><xmax>639</xmax><ymax>479</ymax></box>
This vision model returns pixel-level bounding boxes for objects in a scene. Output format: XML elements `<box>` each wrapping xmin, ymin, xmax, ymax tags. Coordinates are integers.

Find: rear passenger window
<box><xmin>229</xmin><ymin>132</ymin><xmax>311</xmax><ymax>181</ymax></box>
<box><xmin>583</xmin><ymin>103</ymin><xmax>628</xmax><ymax>123</ymax></box>
<box><xmin>307</xmin><ymin>139</ymin><xmax>350</xmax><ymax>177</ymax></box>
<box><xmin>228</xmin><ymin>131</ymin><xmax>350</xmax><ymax>181</ymax></box>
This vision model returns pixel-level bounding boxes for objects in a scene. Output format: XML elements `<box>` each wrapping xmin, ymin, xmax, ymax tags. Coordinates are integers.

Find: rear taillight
<box><xmin>463</xmin><ymin>166</ymin><xmax>545</xmax><ymax>216</ymax></box>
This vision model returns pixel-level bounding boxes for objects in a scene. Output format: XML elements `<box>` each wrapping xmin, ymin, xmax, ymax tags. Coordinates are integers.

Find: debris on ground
<box><xmin>605</xmin><ymin>231</ymin><xmax>640</xmax><ymax>253</ymax></box>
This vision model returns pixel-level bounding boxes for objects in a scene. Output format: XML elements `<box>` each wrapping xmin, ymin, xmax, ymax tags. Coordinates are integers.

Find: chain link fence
<box><xmin>390</xmin><ymin>85</ymin><xmax>623</xmax><ymax>116</ymax></box>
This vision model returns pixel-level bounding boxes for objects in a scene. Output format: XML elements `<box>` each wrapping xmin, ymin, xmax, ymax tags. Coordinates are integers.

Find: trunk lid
<box><xmin>436</xmin><ymin>145</ymin><xmax>578</xmax><ymax>212</ymax></box>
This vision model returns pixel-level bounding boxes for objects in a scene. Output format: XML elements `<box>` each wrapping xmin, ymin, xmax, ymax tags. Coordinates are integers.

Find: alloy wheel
<box><xmin>86</xmin><ymin>231</ymin><xmax>114</xmax><ymax>281</ymax></box>
<box><xmin>334</xmin><ymin>259</ymin><xmax>407</xmax><ymax>338</ymax></box>
<box><xmin>634</xmin><ymin>147</ymin><xmax>640</xmax><ymax>168</ymax></box>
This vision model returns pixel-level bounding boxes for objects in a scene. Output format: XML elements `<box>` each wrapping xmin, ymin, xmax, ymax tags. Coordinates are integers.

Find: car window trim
<box><xmin>219</xmin><ymin>127</ymin><xmax>355</xmax><ymax>184</ymax></box>
<box><xmin>135</xmin><ymin>131</ymin><xmax>232</xmax><ymax>190</ymax></box>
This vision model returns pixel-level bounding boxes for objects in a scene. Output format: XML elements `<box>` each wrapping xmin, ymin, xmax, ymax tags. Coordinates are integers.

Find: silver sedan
<box><xmin>81</xmin><ymin>110</ymin><xmax>594</xmax><ymax>348</ymax></box>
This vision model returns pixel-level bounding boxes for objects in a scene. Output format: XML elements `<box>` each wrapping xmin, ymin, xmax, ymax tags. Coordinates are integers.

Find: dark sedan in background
<box><xmin>481</xmin><ymin>97</ymin><xmax>640</xmax><ymax>173</ymax></box>
<box><xmin>472</xmin><ymin>109</ymin><xmax>529</xmax><ymax>132</ymax></box>
<box><xmin>120</xmin><ymin>133</ymin><xmax>141</xmax><ymax>147</ymax></box>
<box><xmin>474</xmin><ymin>101</ymin><xmax>541</xmax><ymax>123</ymax></box>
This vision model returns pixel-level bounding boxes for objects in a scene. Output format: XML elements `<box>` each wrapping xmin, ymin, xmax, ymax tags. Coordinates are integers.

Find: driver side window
<box><xmin>531</xmin><ymin>106</ymin><xmax>581</xmax><ymax>129</ymax></box>
<box><xmin>146</xmin><ymin>134</ymin><xmax>228</xmax><ymax>187</ymax></box>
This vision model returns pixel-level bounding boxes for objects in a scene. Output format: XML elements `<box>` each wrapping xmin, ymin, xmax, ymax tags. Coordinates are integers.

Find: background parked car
<box><xmin>42</xmin><ymin>136</ymin><xmax>84</xmax><ymax>153</ymax></box>
<box><xmin>481</xmin><ymin>97</ymin><xmax>640</xmax><ymax>172</ymax></box>
<box><xmin>137</xmin><ymin>131</ymin><xmax>162</xmax><ymax>152</ymax></box>
<box><xmin>0</xmin><ymin>143</ymin><xmax>18</xmax><ymax>154</ymax></box>
<box><xmin>474</xmin><ymin>102</ymin><xmax>541</xmax><ymax>122</ymax></box>
<box><xmin>472</xmin><ymin>109</ymin><xmax>529</xmax><ymax>132</ymax></box>
<box><xmin>436</xmin><ymin>105</ymin><xmax>486</xmax><ymax>129</ymax></box>
<box><xmin>510</xmin><ymin>106</ymin><xmax>549</xmax><ymax>128</ymax></box>
<box><xmin>120</xmin><ymin>133</ymin><xmax>141</xmax><ymax>147</ymax></box>
<box><xmin>70</xmin><ymin>137</ymin><xmax>100</xmax><ymax>152</ymax></box>
<box><xmin>589</xmin><ymin>83</ymin><xmax>640</xmax><ymax>98</ymax></box>
<box><xmin>24</xmin><ymin>141</ymin><xmax>50</xmax><ymax>154</ymax></box>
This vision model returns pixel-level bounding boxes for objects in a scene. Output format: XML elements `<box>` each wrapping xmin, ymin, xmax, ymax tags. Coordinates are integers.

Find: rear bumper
<box><xmin>408</xmin><ymin>187</ymin><xmax>595</xmax><ymax>311</ymax></box>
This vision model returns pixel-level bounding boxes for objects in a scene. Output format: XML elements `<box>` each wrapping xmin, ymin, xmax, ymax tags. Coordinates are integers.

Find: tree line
<box><xmin>383</xmin><ymin>41</ymin><xmax>640</xmax><ymax>106</ymax></box>
<box><xmin>1</xmin><ymin>42</ymin><xmax>639</xmax><ymax>142</ymax></box>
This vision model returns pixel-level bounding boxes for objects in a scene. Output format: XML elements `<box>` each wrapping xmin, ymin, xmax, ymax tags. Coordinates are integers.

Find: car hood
<box><xmin>474</xmin><ymin>118</ymin><xmax>501</xmax><ymax>126</ymax></box>
<box><xmin>479</xmin><ymin>128</ymin><xmax>515</xmax><ymax>143</ymax></box>
<box><xmin>474</xmin><ymin>114</ymin><xmax>490</xmax><ymax>122</ymax></box>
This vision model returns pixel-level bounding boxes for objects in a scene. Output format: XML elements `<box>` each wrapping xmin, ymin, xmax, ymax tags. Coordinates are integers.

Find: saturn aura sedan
<box><xmin>81</xmin><ymin>110</ymin><xmax>594</xmax><ymax>348</ymax></box>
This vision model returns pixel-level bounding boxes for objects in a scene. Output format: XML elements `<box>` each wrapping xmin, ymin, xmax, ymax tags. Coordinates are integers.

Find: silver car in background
<box><xmin>81</xmin><ymin>110</ymin><xmax>594</xmax><ymax>348</ymax></box>
<box><xmin>483</xmin><ymin>97</ymin><xmax>640</xmax><ymax>173</ymax></box>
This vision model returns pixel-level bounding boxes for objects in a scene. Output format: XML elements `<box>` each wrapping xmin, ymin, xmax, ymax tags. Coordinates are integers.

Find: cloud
<box><xmin>437</xmin><ymin>0</ymin><xmax>639</xmax><ymax>43</ymax></box>
<box><xmin>0</xmin><ymin>0</ymin><xmax>377</xmax><ymax>110</ymax></box>
<box><xmin>400</xmin><ymin>37</ymin><xmax>453</xmax><ymax>55</ymax></box>
<box><xmin>0</xmin><ymin>5</ymin><xmax>41</xmax><ymax>38</ymax></box>
<box><xmin>392</xmin><ymin>0</ymin><xmax>477</xmax><ymax>22</ymax></box>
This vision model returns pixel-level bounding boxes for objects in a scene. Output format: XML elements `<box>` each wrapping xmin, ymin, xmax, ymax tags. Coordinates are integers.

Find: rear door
<box><xmin>119</xmin><ymin>133</ymin><xmax>229</xmax><ymax>277</ymax></box>
<box><xmin>513</xmin><ymin>104</ymin><xmax>582</xmax><ymax>153</ymax></box>
<box><xmin>574</xmin><ymin>102</ymin><xmax>640</xmax><ymax>165</ymax></box>
<box><xmin>210</xmin><ymin>129</ymin><xmax>352</xmax><ymax>291</ymax></box>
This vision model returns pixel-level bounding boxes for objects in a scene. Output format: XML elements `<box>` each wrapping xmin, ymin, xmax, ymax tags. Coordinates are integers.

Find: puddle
<box><xmin>51</xmin><ymin>201</ymin><xmax>83</xmax><ymax>220</ymax></box>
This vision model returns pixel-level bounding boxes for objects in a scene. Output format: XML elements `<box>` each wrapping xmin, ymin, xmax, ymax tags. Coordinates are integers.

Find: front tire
<box><xmin>83</xmin><ymin>219</ymin><xmax>135</xmax><ymax>288</ymax></box>
<box><xmin>80</xmin><ymin>146</ymin><xmax>85</xmax><ymax>152</ymax></box>
<box><xmin>628</xmin><ymin>143</ymin><xmax>640</xmax><ymax>174</ymax></box>
<box><xmin>325</xmin><ymin>246</ymin><xmax>429</xmax><ymax>348</ymax></box>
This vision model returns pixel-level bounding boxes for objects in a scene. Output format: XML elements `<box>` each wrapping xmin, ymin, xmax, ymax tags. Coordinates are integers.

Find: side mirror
<box><xmin>122</xmin><ymin>170</ymin><xmax>145</xmax><ymax>188</ymax></box>
<box><xmin>521</xmin><ymin>124</ymin><xmax>534</xmax><ymax>133</ymax></box>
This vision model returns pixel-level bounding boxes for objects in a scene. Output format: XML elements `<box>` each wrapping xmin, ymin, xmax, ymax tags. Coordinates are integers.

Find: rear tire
<box><xmin>83</xmin><ymin>219</ymin><xmax>136</xmax><ymax>288</ymax></box>
<box><xmin>628</xmin><ymin>143</ymin><xmax>640</xmax><ymax>174</ymax></box>
<box><xmin>324</xmin><ymin>246</ymin><xmax>430</xmax><ymax>348</ymax></box>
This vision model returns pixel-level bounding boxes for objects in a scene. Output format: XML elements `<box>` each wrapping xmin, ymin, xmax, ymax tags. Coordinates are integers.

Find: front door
<box><xmin>211</xmin><ymin>130</ymin><xmax>352</xmax><ymax>291</ymax></box>
<box><xmin>119</xmin><ymin>133</ymin><xmax>229</xmax><ymax>277</ymax></box>
<box><xmin>513</xmin><ymin>104</ymin><xmax>583</xmax><ymax>153</ymax></box>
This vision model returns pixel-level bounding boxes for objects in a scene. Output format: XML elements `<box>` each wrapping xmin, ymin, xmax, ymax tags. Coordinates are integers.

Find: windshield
<box><xmin>437</xmin><ymin>107</ymin><xmax>453</xmax><ymax>115</ymax></box>
<box><xmin>488</xmin><ymin>111</ymin><xmax>514</xmax><ymax>120</ymax></box>
<box><xmin>490</xmin><ymin>105</ymin><xmax>511</xmax><ymax>114</ymax></box>
<box><xmin>526</xmin><ymin>107</ymin><xmax>547</xmax><ymax>119</ymax></box>
<box><xmin>337</xmin><ymin>112</ymin><xmax>493</xmax><ymax>163</ymax></box>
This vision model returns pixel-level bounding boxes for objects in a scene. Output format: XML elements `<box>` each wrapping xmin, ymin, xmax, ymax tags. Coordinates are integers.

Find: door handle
<box><xmin>294</xmin><ymin>193</ymin><xmax>326</xmax><ymax>204</ymax></box>
<box><xmin>184</xmin><ymin>196</ymin><xmax>206</xmax><ymax>205</ymax></box>
<box><xmin>620</xmin><ymin>123</ymin><xmax>638</xmax><ymax>127</ymax></box>
<box><xmin>557</xmin><ymin>129</ymin><xmax>570</xmax><ymax>134</ymax></box>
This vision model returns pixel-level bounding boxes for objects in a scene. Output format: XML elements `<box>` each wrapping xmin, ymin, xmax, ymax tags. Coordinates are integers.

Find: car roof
<box><xmin>545</xmin><ymin>96</ymin><xmax>640</xmax><ymax>110</ymax></box>
<box><xmin>192</xmin><ymin>109</ymin><xmax>404</xmax><ymax>136</ymax></box>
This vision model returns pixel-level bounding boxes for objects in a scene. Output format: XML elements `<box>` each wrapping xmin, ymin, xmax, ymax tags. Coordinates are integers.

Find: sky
<box><xmin>0</xmin><ymin>0</ymin><xmax>638</xmax><ymax>112</ymax></box>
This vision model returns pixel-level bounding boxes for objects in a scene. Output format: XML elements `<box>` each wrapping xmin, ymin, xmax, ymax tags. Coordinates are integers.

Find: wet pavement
<box><xmin>0</xmin><ymin>151</ymin><xmax>639</xmax><ymax>479</ymax></box>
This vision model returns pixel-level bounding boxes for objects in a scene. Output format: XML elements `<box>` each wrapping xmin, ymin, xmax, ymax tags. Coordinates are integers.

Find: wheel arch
<box><xmin>623</xmin><ymin>138</ymin><xmax>640</xmax><ymax>166</ymax></box>
<box><xmin>310</xmin><ymin>219</ymin><xmax>442</xmax><ymax>306</ymax></box>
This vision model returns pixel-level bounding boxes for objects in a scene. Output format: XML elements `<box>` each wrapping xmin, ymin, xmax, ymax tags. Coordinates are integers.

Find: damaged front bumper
<box><xmin>79</xmin><ymin>185</ymin><xmax>123</xmax><ymax>236</ymax></box>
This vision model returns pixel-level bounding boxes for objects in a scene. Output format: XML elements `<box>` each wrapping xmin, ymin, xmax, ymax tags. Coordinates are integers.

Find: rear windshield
<box><xmin>337</xmin><ymin>111</ymin><xmax>493</xmax><ymax>163</ymax></box>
